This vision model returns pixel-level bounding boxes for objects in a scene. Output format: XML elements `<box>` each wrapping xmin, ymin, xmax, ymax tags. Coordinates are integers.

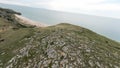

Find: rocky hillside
<box><xmin>0</xmin><ymin>8</ymin><xmax>120</xmax><ymax>68</ymax></box>
<box><xmin>0</xmin><ymin>7</ymin><xmax>26</xmax><ymax>28</ymax></box>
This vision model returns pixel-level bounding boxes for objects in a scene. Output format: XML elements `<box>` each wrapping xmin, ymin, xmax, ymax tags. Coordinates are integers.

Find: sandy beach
<box><xmin>14</xmin><ymin>14</ymin><xmax>48</xmax><ymax>27</ymax></box>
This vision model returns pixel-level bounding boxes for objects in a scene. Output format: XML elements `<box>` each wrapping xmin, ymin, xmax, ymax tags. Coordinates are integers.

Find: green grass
<box><xmin>0</xmin><ymin>18</ymin><xmax>35</xmax><ymax>66</ymax></box>
<box><xmin>0</xmin><ymin>28</ymin><xmax>34</xmax><ymax>66</ymax></box>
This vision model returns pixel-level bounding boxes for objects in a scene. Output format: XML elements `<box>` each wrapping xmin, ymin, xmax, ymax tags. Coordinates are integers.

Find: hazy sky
<box><xmin>0</xmin><ymin>0</ymin><xmax>120</xmax><ymax>18</ymax></box>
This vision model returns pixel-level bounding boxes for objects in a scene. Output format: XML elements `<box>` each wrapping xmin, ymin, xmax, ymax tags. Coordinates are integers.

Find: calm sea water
<box><xmin>0</xmin><ymin>3</ymin><xmax>120</xmax><ymax>42</ymax></box>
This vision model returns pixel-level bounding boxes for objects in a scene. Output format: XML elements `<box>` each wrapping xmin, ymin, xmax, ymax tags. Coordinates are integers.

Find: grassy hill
<box><xmin>0</xmin><ymin>8</ymin><xmax>120</xmax><ymax>68</ymax></box>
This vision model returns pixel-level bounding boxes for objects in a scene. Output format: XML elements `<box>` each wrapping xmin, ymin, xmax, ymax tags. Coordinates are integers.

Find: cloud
<box><xmin>0</xmin><ymin>0</ymin><xmax>120</xmax><ymax>18</ymax></box>
<box><xmin>0</xmin><ymin>0</ymin><xmax>51</xmax><ymax>6</ymax></box>
<box><xmin>49</xmin><ymin>0</ymin><xmax>120</xmax><ymax>11</ymax></box>
<box><xmin>48</xmin><ymin>0</ymin><xmax>120</xmax><ymax>18</ymax></box>
<box><xmin>0</xmin><ymin>0</ymin><xmax>30</xmax><ymax>6</ymax></box>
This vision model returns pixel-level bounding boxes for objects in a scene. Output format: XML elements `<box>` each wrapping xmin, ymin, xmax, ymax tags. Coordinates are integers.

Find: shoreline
<box><xmin>14</xmin><ymin>14</ymin><xmax>48</xmax><ymax>27</ymax></box>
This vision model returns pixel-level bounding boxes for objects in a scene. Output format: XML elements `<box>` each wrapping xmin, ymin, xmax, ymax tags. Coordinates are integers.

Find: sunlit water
<box><xmin>0</xmin><ymin>3</ymin><xmax>120</xmax><ymax>42</ymax></box>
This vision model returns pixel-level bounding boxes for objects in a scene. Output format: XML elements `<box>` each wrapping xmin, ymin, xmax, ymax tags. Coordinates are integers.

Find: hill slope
<box><xmin>0</xmin><ymin>8</ymin><xmax>120</xmax><ymax>68</ymax></box>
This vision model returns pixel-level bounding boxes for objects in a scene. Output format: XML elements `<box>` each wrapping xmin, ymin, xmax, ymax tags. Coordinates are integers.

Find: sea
<box><xmin>0</xmin><ymin>3</ymin><xmax>120</xmax><ymax>42</ymax></box>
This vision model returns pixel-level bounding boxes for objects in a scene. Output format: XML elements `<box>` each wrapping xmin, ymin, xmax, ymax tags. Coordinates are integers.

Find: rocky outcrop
<box><xmin>5</xmin><ymin>23</ymin><xmax>120</xmax><ymax>68</ymax></box>
<box><xmin>0</xmin><ymin>7</ymin><xmax>27</xmax><ymax>28</ymax></box>
<box><xmin>0</xmin><ymin>7</ymin><xmax>21</xmax><ymax>21</ymax></box>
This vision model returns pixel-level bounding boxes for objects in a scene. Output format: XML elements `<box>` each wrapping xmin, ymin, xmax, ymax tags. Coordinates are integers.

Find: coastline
<box><xmin>14</xmin><ymin>14</ymin><xmax>48</xmax><ymax>27</ymax></box>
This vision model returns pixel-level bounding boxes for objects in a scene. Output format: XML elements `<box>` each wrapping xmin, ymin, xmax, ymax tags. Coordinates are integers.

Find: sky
<box><xmin>0</xmin><ymin>0</ymin><xmax>120</xmax><ymax>18</ymax></box>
